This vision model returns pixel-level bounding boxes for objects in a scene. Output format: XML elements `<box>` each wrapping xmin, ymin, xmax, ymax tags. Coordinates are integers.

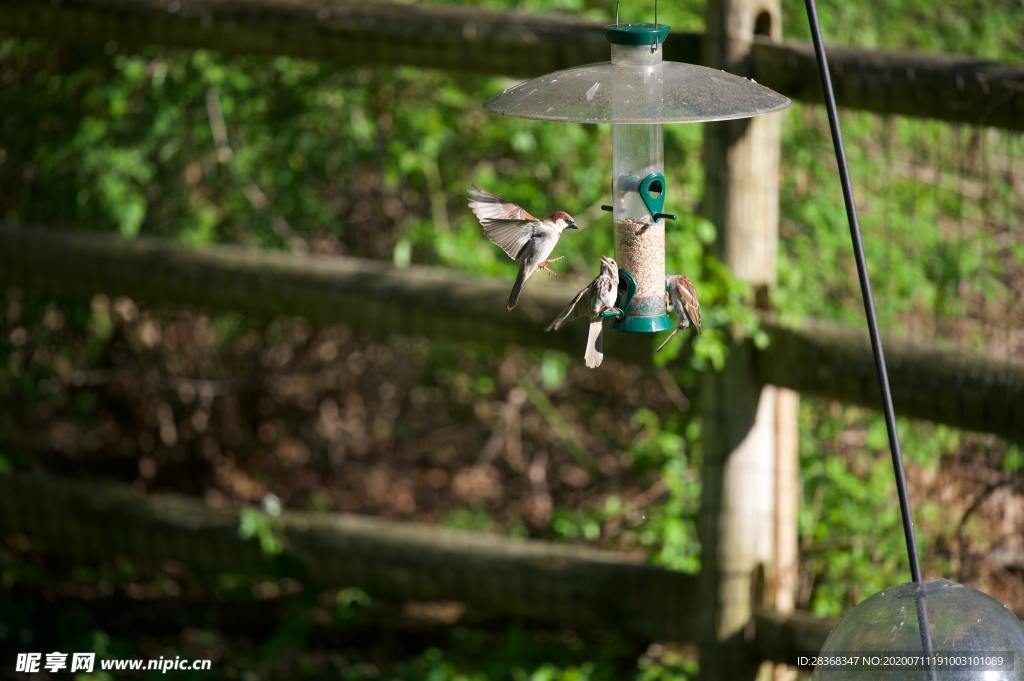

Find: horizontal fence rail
<box><xmin>1</xmin><ymin>0</ymin><xmax>1021</xmax><ymax>129</ymax></box>
<box><xmin>756</xmin><ymin>319</ymin><xmax>1024</xmax><ymax>442</ymax></box>
<box><xmin>0</xmin><ymin>472</ymin><xmax>834</xmax><ymax>659</ymax></box>
<box><xmin>2</xmin><ymin>225</ymin><xmax>1023</xmax><ymax>441</ymax></box>
<box><xmin>750</xmin><ymin>41</ymin><xmax>1023</xmax><ymax>130</ymax></box>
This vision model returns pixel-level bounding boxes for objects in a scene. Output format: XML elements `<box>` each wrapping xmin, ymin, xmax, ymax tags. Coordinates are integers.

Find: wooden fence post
<box><xmin>772</xmin><ymin>387</ymin><xmax>801</xmax><ymax>681</ymax></box>
<box><xmin>698</xmin><ymin>0</ymin><xmax>799</xmax><ymax>679</ymax></box>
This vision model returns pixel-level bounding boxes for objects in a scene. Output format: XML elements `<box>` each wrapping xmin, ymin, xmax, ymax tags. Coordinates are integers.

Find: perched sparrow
<box><xmin>468</xmin><ymin>188</ymin><xmax>579</xmax><ymax>310</ymax></box>
<box><xmin>657</xmin><ymin>274</ymin><xmax>702</xmax><ymax>352</ymax></box>
<box><xmin>546</xmin><ymin>256</ymin><xmax>619</xmax><ymax>369</ymax></box>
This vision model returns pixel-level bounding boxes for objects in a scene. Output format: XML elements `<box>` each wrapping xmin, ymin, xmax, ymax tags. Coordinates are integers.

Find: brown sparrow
<box><xmin>468</xmin><ymin>188</ymin><xmax>579</xmax><ymax>310</ymax></box>
<box><xmin>546</xmin><ymin>256</ymin><xmax>619</xmax><ymax>368</ymax></box>
<box><xmin>657</xmin><ymin>274</ymin><xmax>702</xmax><ymax>352</ymax></box>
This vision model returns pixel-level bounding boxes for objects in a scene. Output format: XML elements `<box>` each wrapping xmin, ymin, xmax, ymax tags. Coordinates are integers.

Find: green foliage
<box><xmin>442</xmin><ymin>507</ymin><xmax>497</xmax><ymax>533</ymax></box>
<box><xmin>637</xmin><ymin>650</ymin><xmax>698</xmax><ymax>681</ymax></box>
<box><xmin>238</xmin><ymin>508</ymin><xmax>284</xmax><ymax>556</ymax></box>
<box><xmin>335</xmin><ymin>625</ymin><xmax>648</xmax><ymax>681</ymax></box>
<box><xmin>550</xmin><ymin>505</ymin><xmax>604</xmax><ymax>542</ymax></box>
<box><xmin>781</xmin><ymin>0</ymin><xmax>1024</xmax><ymax>58</ymax></box>
<box><xmin>1004</xmin><ymin>447</ymin><xmax>1023</xmax><ymax>474</ymax></box>
<box><xmin>627</xmin><ymin>409</ymin><xmax>701</xmax><ymax>572</ymax></box>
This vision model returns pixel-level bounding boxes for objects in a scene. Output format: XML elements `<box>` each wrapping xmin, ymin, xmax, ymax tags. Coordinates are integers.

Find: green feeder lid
<box><xmin>604</xmin><ymin>22</ymin><xmax>671</xmax><ymax>46</ymax></box>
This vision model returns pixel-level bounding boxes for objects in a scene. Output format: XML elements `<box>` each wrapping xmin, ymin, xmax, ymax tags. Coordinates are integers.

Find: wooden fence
<box><xmin>0</xmin><ymin>471</ymin><xmax>833</xmax><ymax>659</ymax></box>
<box><xmin>2</xmin><ymin>1</ymin><xmax>1022</xmax><ymax>678</ymax></box>
<box><xmin>2</xmin><ymin>225</ymin><xmax>1021</xmax><ymax>441</ymax></box>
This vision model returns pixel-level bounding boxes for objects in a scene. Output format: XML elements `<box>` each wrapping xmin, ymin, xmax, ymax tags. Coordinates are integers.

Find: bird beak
<box><xmin>568</xmin><ymin>221</ymin><xmax>580</xmax><ymax>230</ymax></box>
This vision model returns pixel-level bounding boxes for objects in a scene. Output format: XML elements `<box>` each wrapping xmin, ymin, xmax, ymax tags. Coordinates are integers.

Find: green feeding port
<box><xmin>609</xmin><ymin>270</ymin><xmax>674</xmax><ymax>334</ymax></box>
<box><xmin>638</xmin><ymin>172</ymin><xmax>677</xmax><ymax>223</ymax></box>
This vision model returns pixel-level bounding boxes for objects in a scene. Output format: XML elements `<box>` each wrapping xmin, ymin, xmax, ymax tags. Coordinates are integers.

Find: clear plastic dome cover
<box><xmin>485</xmin><ymin>60</ymin><xmax>791</xmax><ymax>124</ymax></box>
<box><xmin>812</xmin><ymin>579</ymin><xmax>1024</xmax><ymax>681</ymax></box>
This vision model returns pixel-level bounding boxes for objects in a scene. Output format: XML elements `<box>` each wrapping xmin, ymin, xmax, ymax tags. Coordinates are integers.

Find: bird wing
<box><xmin>468</xmin><ymin>188</ymin><xmax>541</xmax><ymax>261</ymax></box>
<box><xmin>674</xmin><ymin>276</ymin><xmax>702</xmax><ymax>334</ymax></box>
<box><xmin>546</xmin><ymin>284</ymin><xmax>591</xmax><ymax>332</ymax></box>
<box><xmin>481</xmin><ymin>220</ymin><xmax>541</xmax><ymax>261</ymax></box>
<box><xmin>468</xmin><ymin>188</ymin><xmax>537</xmax><ymax>222</ymax></box>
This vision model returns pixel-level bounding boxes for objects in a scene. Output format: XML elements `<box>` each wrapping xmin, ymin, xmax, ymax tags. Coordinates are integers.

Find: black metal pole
<box><xmin>801</xmin><ymin>0</ymin><xmax>923</xmax><ymax>585</ymax></box>
<box><xmin>801</xmin><ymin>1</ymin><xmax>937</xmax><ymax>669</ymax></box>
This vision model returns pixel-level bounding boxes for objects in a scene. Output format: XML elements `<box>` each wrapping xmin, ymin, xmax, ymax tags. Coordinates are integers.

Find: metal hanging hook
<box><xmin>614</xmin><ymin>0</ymin><xmax>660</xmax><ymax>26</ymax></box>
<box><xmin>614</xmin><ymin>0</ymin><xmax>661</xmax><ymax>51</ymax></box>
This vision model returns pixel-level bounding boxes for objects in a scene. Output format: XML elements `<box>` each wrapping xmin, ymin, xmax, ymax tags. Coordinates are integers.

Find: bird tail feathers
<box><xmin>656</xmin><ymin>327</ymin><xmax>680</xmax><ymax>353</ymax></box>
<box><xmin>507</xmin><ymin>263</ymin><xmax>528</xmax><ymax>311</ymax></box>
<box><xmin>585</xmin><ymin>321</ymin><xmax>604</xmax><ymax>368</ymax></box>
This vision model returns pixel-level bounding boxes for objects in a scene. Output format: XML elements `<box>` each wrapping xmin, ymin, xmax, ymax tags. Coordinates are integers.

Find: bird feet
<box><xmin>538</xmin><ymin>256</ymin><xmax>564</xmax><ymax>275</ymax></box>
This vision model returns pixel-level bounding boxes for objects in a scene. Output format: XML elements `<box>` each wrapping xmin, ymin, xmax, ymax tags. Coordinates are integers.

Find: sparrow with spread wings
<box><xmin>657</xmin><ymin>274</ymin><xmax>702</xmax><ymax>352</ymax></box>
<box><xmin>468</xmin><ymin>188</ymin><xmax>579</xmax><ymax>310</ymax></box>
<box><xmin>546</xmin><ymin>256</ymin><xmax>619</xmax><ymax>369</ymax></box>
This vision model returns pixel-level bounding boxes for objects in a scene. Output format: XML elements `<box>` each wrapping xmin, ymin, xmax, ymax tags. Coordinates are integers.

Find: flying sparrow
<box><xmin>657</xmin><ymin>274</ymin><xmax>702</xmax><ymax>352</ymax></box>
<box><xmin>546</xmin><ymin>256</ymin><xmax>619</xmax><ymax>369</ymax></box>
<box><xmin>468</xmin><ymin>187</ymin><xmax>579</xmax><ymax>310</ymax></box>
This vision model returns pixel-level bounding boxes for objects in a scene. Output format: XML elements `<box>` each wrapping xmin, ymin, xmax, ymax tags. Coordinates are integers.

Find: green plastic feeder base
<box><xmin>609</xmin><ymin>269</ymin><xmax>673</xmax><ymax>333</ymax></box>
<box><xmin>613</xmin><ymin>313</ymin><xmax>674</xmax><ymax>334</ymax></box>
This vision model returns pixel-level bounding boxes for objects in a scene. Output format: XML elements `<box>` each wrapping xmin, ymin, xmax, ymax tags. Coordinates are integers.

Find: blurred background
<box><xmin>0</xmin><ymin>0</ymin><xmax>1022</xmax><ymax>679</ymax></box>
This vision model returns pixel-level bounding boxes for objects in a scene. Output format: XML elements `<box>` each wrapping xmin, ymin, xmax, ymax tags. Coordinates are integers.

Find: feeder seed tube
<box><xmin>611</xmin><ymin>42</ymin><xmax>667</xmax><ymax>326</ymax></box>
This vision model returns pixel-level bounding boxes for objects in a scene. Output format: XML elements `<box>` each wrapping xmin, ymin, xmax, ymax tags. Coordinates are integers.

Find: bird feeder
<box><xmin>485</xmin><ymin>11</ymin><xmax>790</xmax><ymax>332</ymax></box>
